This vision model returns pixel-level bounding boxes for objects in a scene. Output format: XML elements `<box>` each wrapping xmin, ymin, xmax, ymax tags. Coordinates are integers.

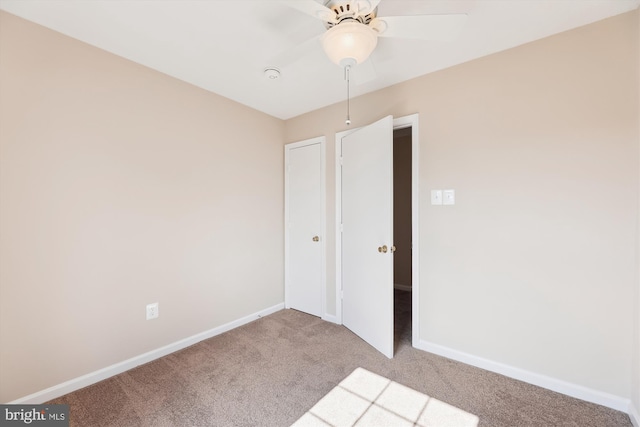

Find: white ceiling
<box><xmin>1</xmin><ymin>0</ymin><xmax>638</xmax><ymax>120</ymax></box>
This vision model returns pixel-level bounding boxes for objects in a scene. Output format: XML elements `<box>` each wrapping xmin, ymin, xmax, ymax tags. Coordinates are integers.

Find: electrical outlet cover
<box><xmin>146</xmin><ymin>302</ymin><xmax>159</xmax><ymax>320</ymax></box>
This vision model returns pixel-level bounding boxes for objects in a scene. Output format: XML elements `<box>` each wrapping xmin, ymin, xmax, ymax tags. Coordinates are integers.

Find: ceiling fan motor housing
<box><xmin>323</xmin><ymin>0</ymin><xmax>377</xmax><ymax>28</ymax></box>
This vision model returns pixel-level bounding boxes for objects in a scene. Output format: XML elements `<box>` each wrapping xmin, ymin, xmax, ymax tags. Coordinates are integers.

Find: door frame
<box><xmin>284</xmin><ymin>136</ymin><xmax>327</xmax><ymax>318</ymax></box>
<box><xmin>335</xmin><ymin>114</ymin><xmax>420</xmax><ymax>347</ymax></box>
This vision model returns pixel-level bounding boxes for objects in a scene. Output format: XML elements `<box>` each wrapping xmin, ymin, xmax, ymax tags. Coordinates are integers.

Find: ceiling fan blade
<box><xmin>268</xmin><ymin>34</ymin><xmax>322</xmax><ymax>68</ymax></box>
<box><xmin>279</xmin><ymin>0</ymin><xmax>336</xmax><ymax>24</ymax></box>
<box><xmin>355</xmin><ymin>0</ymin><xmax>382</xmax><ymax>15</ymax></box>
<box><xmin>372</xmin><ymin>14</ymin><xmax>468</xmax><ymax>41</ymax></box>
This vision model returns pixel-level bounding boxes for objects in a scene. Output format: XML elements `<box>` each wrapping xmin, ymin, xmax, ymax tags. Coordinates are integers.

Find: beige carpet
<box><xmin>47</xmin><ymin>290</ymin><xmax>632</xmax><ymax>426</ymax></box>
<box><xmin>292</xmin><ymin>367</ymin><xmax>479</xmax><ymax>427</ymax></box>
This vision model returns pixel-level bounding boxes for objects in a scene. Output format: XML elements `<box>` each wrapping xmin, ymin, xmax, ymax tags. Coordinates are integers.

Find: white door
<box><xmin>285</xmin><ymin>138</ymin><xmax>324</xmax><ymax>317</ymax></box>
<box><xmin>341</xmin><ymin>116</ymin><xmax>394</xmax><ymax>358</ymax></box>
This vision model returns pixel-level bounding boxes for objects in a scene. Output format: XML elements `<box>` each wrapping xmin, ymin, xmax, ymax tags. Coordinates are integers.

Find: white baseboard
<box><xmin>629</xmin><ymin>402</ymin><xmax>639</xmax><ymax>427</ymax></box>
<box><xmin>10</xmin><ymin>303</ymin><xmax>285</xmax><ymax>404</ymax></box>
<box><xmin>394</xmin><ymin>283</ymin><xmax>412</xmax><ymax>292</ymax></box>
<box><xmin>322</xmin><ymin>313</ymin><xmax>339</xmax><ymax>324</ymax></box>
<box><xmin>416</xmin><ymin>339</ymin><xmax>630</xmax><ymax>413</ymax></box>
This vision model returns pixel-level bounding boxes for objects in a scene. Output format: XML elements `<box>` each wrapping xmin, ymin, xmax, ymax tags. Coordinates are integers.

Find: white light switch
<box><xmin>443</xmin><ymin>189</ymin><xmax>455</xmax><ymax>205</ymax></box>
<box><xmin>431</xmin><ymin>190</ymin><xmax>442</xmax><ymax>205</ymax></box>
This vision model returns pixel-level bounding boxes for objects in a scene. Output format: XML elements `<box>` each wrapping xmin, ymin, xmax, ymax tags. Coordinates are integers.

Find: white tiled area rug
<box><xmin>292</xmin><ymin>368</ymin><xmax>479</xmax><ymax>427</ymax></box>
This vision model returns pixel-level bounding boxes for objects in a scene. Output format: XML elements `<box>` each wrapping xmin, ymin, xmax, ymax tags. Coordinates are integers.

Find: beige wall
<box><xmin>285</xmin><ymin>11</ymin><xmax>638</xmax><ymax>400</ymax></box>
<box><xmin>0</xmin><ymin>11</ymin><xmax>285</xmax><ymax>402</ymax></box>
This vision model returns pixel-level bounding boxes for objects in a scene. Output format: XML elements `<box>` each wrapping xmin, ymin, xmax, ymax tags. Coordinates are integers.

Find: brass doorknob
<box><xmin>378</xmin><ymin>245</ymin><xmax>388</xmax><ymax>253</ymax></box>
<box><xmin>391</xmin><ymin>245</ymin><xmax>397</xmax><ymax>253</ymax></box>
<box><xmin>312</xmin><ymin>236</ymin><xmax>319</xmax><ymax>242</ymax></box>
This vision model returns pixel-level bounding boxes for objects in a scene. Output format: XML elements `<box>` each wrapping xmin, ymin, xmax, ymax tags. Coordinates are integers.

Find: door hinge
<box><xmin>341</xmin><ymin>290</ymin><xmax>344</xmax><ymax>299</ymax></box>
<box><xmin>339</xmin><ymin>223</ymin><xmax>343</xmax><ymax>232</ymax></box>
<box><xmin>339</xmin><ymin>156</ymin><xmax>343</xmax><ymax>166</ymax></box>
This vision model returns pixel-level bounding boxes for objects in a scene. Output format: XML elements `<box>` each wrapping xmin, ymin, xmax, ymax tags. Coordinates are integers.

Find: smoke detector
<box><xmin>264</xmin><ymin>67</ymin><xmax>281</xmax><ymax>80</ymax></box>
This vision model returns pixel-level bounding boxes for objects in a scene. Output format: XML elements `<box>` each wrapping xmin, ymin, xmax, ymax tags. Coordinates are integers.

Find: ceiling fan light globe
<box><xmin>321</xmin><ymin>21</ymin><xmax>378</xmax><ymax>66</ymax></box>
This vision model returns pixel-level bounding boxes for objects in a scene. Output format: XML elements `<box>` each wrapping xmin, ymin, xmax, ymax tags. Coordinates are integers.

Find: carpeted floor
<box><xmin>48</xmin><ymin>290</ymin><xmax>632</xmax><ymax>426</ymax></box>
<box><xmin>292</xmin><ymin>367</ymin><xmax>480</xmax><ymax>426</ymax></box>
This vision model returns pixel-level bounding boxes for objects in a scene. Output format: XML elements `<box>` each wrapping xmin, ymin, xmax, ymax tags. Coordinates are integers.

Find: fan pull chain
<box><xmin>345</xmin><ymin>65</ymin><xmax>351</xmax><ymax>126</ymax></box>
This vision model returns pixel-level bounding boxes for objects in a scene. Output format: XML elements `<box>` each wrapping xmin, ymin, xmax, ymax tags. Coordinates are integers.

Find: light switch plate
<box><xmin>431</xmin><ymin>190</ymin><xmax>442</xmax><ymax>205</ymax></box>
<box><xmin>443</xmin><ymin>189</ymin><xmax>455</xmax><ymax>205</ymax></box>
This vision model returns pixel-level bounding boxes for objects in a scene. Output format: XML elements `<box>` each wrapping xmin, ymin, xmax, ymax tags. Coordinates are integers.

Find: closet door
<box><xmin>285</xmin><ymin>137</ymin><xmax>325</xmax><ymax>317</ymax></box>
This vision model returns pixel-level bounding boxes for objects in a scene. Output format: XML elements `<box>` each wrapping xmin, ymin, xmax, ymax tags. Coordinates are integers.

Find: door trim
<box><xmin>335</xmin><ymin>114</ymin><xmax>420</xmax><ymax>347</ymax></box>
<box><xmin>284</xmin><ymin>136</ymin><xmax>327</xmax><ymax>318</ymax></box>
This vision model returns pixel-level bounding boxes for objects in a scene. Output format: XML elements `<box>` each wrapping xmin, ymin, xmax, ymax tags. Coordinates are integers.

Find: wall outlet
<box><xmin>146</xmin><ymin>302</ymin><xmax>159</xmax><ymax>320</ymax></box>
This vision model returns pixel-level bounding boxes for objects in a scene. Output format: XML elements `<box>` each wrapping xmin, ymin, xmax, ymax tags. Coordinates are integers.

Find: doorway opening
<box><xmin>393</xmin><ymin>127</ymin><xmax>412</xmax><ymax>351</ymax></box>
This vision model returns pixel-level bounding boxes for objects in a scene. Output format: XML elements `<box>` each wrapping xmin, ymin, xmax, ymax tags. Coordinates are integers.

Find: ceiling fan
<box><xmin>279</xmin><ymin>0</ymin><xmax>468</xmax><ymax>71</ymax></box>
<box><xmin>276</xmin><ymin>0</ymin><xmax>467</xmax><ymax>125</ymax></box>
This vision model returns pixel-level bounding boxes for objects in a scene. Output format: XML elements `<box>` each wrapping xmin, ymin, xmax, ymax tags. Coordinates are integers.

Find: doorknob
<box><xmin>312</xmin><ymin>236</ymin><xmax>320</xmax><ymax>242</ymax></box>
<box><xmin>378</xmin><ymin>245</ymin><xmax>388</xmax><ymax>253</ymax></box>
<box><xmin>391</xmin><ymin>245</ymin><xmax>396</xmax><ymax>253</ymax></box>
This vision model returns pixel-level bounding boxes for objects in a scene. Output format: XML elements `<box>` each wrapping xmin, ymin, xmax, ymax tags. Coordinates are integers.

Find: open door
<box><xmin>341</xmin><ymin>115</ymin><xmax>394</xmax><ymax>358</ymax></box>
